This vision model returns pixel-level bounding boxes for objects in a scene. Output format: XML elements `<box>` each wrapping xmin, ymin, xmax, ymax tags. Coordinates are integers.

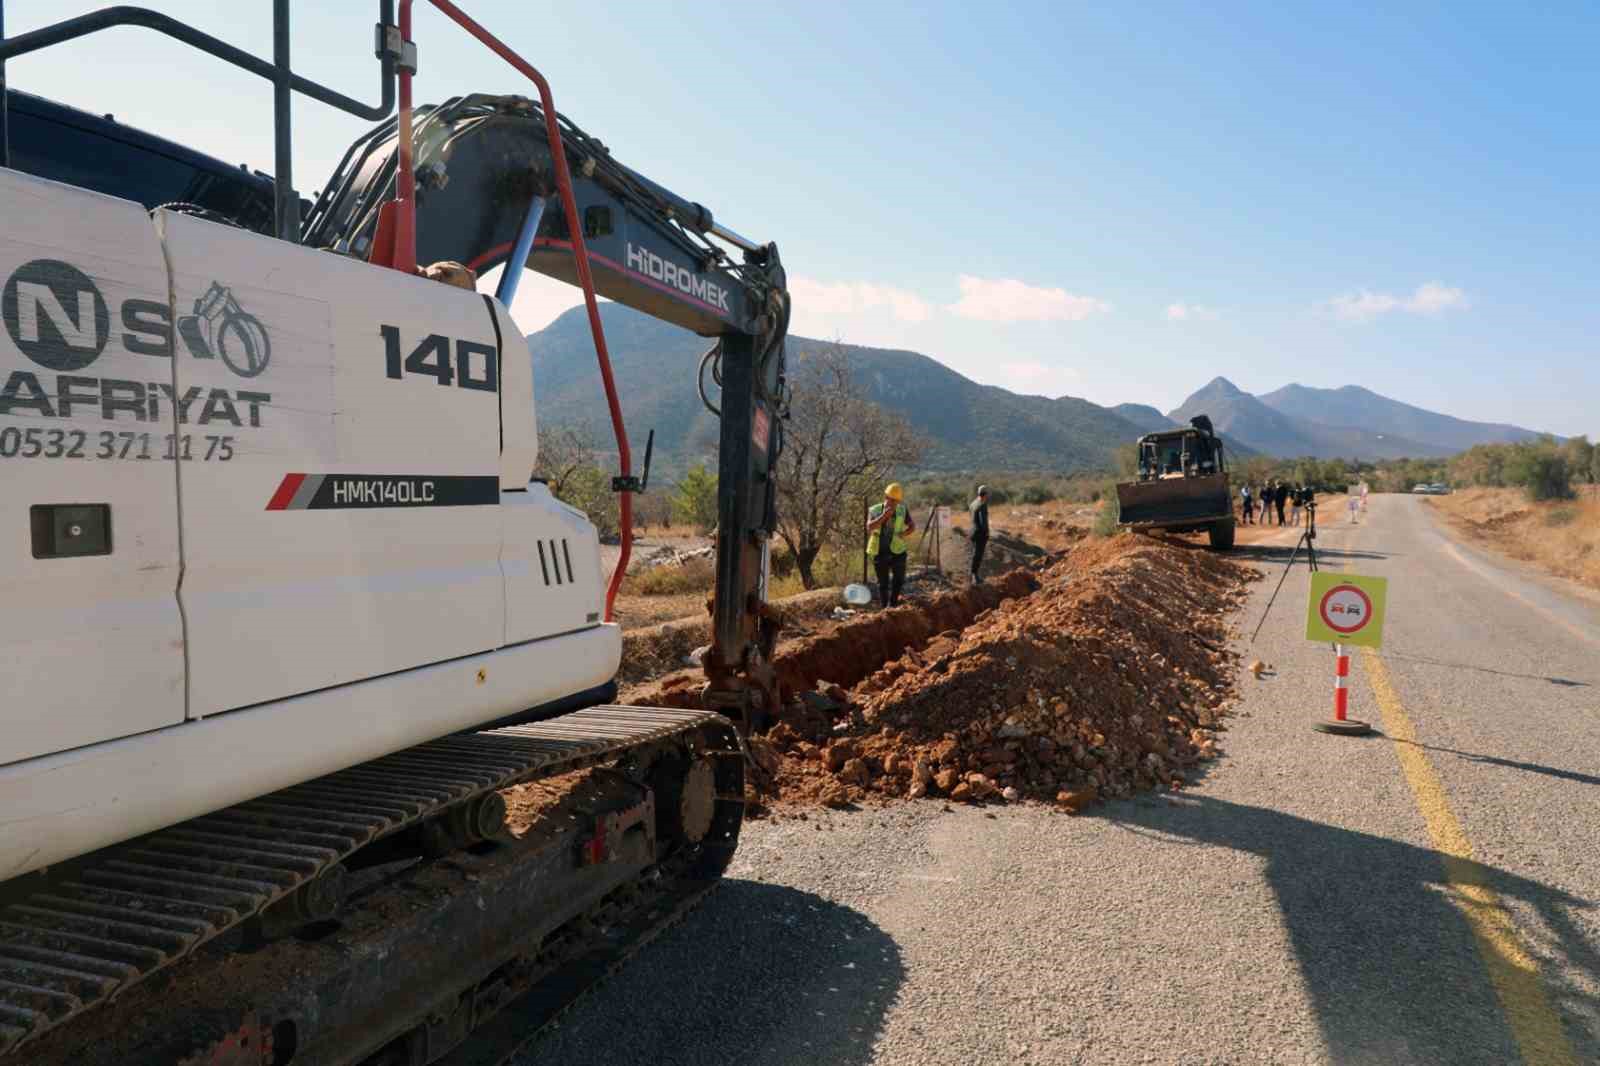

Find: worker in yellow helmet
<box><xmin>866</xmin><ymin>482</ymin><xmax>915</xmax><ymax>608</ymax></box>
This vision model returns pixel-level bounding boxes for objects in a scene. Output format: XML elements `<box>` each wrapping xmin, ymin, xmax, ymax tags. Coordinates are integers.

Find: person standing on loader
<box><xmin>968</xmin><ymin>485</ymin><xmax>991</xmax><ymax>584</ymax></box>
<box><xmin>867</xmin><ymin>483</ymin><xmax>915</xmax><ymax>608</ymax></box>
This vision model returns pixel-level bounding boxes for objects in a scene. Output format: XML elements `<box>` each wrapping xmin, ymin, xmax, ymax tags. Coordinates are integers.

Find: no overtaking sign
<box><xmin>1305</xmin><ymin>572</ymin><xmax>1388</xmax><ymax>648</ymax></box>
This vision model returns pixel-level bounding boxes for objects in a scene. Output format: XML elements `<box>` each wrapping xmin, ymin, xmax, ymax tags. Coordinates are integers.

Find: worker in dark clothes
<box><xmin>1275</xmin><ymin>480</ymin><xmax>1289</xmax><ymax>526</ymax></box>
<box><xmin>866</xmin><ymin>482</ymin><xmax>914</xmax><ymax>608</ymax></box>
<box><xmin>968</xmin><ymin>485</ymin><xmax>990</xmax><ymax>585</ymax></box>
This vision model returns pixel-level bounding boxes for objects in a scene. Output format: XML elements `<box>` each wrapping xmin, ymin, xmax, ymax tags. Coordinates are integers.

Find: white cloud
<box><xmin>789</xmin><ymin>277</ymin><xmax>933</xmax><ymax>323</ymax></box>
<box><xmin>1326</xmin><ymin>281</ymin><xmax>1469</xmax><ymax>321</ymax></box>
<box><xmin>948</xmin><ymin>275</ymin><xmax>1111</xmax><ymax>323</ymax></box>
<box><xmin>1166</xmin><ymin>302</ymin><xmax>1220</xmax><ymax>321</ymax></box>
<box><xmin>1407</xmin><ymin>281</ymin><xmax>1469</xmax><ymax>314</ymax></box>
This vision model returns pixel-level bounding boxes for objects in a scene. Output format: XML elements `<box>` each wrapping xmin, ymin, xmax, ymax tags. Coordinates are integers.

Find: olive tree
<box><xmin>534</xmin><ymin>423</ymin><xmax>619</xmax><ymax>537</ymax></box>
<box><xmin>774</xmin><ymin>342</ymin><xmax>925</xmax><ymax>589</ymax></box>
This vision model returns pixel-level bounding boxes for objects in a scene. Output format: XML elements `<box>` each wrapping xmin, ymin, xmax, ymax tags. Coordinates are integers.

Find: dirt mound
<box><xmin>627</xmin><ymin>568</ymin><xmax>1042</xmax><ymax>710</ymax></box>
<box><xmin>951</xmin><ymin>525</ymin><xmax>1063</xmax><ymax>572</ymax></box>
<box><xmin>756</xmin><ymin>534</ymin><xmax>1259</xmax><ymax>811</ymax></box>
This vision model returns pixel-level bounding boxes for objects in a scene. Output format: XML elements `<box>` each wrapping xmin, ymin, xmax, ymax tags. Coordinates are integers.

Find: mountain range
<box><xmin>526</xmin><ymin>304</ymin><xmax>1548</xmax><ymax>474</ymax></box>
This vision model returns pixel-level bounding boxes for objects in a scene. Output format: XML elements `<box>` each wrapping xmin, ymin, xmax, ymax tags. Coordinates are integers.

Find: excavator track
<box><xmin>0</xmin><ymin>705</ymin><xmax>735</xmax><ymax>1061</ymax></box>
<box><xmin>428</xmin><ymin>844</ymin><xmax>728</xmax><ymax>1066</ymax></box>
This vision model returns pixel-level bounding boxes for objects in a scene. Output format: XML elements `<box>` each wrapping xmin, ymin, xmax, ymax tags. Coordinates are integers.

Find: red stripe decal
<box><xmin>266</xmin><ymin>473</ymin><xmax>307</xmax><ymax>511</ymax></box>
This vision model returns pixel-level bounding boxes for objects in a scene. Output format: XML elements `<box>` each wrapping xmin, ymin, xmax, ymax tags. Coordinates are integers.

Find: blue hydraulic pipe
<box><xmin>494</xmin><ymin>194</ymin><xmax>546</xmax><ymax>306</ymax></box>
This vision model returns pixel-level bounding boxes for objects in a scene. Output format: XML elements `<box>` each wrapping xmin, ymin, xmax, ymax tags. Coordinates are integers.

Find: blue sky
<box><xmin>10</xmin><ymin>2</ymin><xmax>1597</xmax><ymax>437</ymax></box>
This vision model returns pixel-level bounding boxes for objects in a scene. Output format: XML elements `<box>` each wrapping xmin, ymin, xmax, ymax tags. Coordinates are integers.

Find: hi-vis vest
<box><xmin>866</xmin><ymin>502</ymin><xmax>910</xmax><ymax>557</ymax></box>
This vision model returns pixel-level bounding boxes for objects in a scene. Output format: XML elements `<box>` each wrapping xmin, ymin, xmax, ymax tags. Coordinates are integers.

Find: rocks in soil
<box><xmin>758</xmin><ymin>535</ymin><xmax>1258</xmax><ymax>814</ymax></box>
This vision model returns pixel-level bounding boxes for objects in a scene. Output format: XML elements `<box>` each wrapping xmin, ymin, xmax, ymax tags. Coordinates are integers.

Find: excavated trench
<box><xmin>627</xmin><ymin>535</ymin><xmax>1258</xmax><ymax>815</ymax></box>
<box><xmin>623</xmin><ymin>568</ymin><xmax>1043</xmax><ymax>712</ymax></box>
<box><xmin>630</xmin><ymin>536</ymin><xmax>1258</xmax><ymax>814</ymax></box>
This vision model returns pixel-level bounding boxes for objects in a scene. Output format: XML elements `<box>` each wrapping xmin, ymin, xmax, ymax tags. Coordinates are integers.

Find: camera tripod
<box><xmin>1250</xmin><ymin>499</ymin><xmax>1317</xmax><ymax>642</ymax></box>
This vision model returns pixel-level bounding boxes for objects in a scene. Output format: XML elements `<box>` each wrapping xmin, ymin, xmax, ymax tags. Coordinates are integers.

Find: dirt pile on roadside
<box><xmin>954</xmin><ymin>526</ymin><xmax>1063</xmax><ymax>571</ymax></box>
<box><xmin>756</xmin><ymin>535</ymin><xmax>1258</xmax><ymax>811</ymax></box>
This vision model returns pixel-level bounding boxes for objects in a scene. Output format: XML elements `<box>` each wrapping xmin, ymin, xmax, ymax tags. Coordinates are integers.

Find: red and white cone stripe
<box><xmin>1333</xmin><ymin>644</ymin><xmax>1350</xmax><ymax>721</ymax></box>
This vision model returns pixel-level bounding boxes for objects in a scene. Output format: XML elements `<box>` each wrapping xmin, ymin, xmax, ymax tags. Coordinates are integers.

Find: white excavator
<box><xmin>0</xmin><ymin>3</ymin><xmax>789</xmax><ymax>1061</ymax></box>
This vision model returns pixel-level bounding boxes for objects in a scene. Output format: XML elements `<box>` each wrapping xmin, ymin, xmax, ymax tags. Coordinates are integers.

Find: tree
<box><xmin>672</xmin><ymin>464</ymin><xmax>720</xmax><ymax>531</ymax></box>
<box><xmin>1506</xmin><ymin>442</ymin><xmax>1571</xmax><ymax>501</ymax></box>
<box><xmin>1562</xmin><ymin>435</ymin><xmax>1595</xmax><ymax>489</ymax></box>
<box><xmin>535</xmin><ymin>423</ymin><xmax>599</xmax><ymax>498</ymax></box>
<box><xmin>633</xmin><ymin>491</ymin><xmax>674</xmax><ymax>530</ymax></box>
<box><xmin>560</xmin><ymin>466</ymin><xmax>621</xmax><ymax>538</ymax></box>
<box><xmin>774</xmin><ymin>342</ymin><xmax>927</xmax><ymax>589</ymax></box>
<box><xmin>533</xmin><ymin>423</ymin><xmax>619</xmax><ymax>538</ymax></box>
<box><xmin>1242</xmin><ymin>455</ymin><xmax>1276</xmax><ymax>486</ymax></box>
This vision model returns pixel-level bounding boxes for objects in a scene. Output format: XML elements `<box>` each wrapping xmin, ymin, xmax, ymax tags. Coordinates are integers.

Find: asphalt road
<box><xmin>520</xmin><ymin>495</ymin><xmax>1600</xmax><ymax>1065</ymax></box>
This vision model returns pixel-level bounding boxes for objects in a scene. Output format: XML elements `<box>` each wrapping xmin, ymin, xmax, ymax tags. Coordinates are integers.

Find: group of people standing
<box><xmin>1239</xmin><ymin>480</ymin><xmax>1313</xmax><ymax>526</ymax></box>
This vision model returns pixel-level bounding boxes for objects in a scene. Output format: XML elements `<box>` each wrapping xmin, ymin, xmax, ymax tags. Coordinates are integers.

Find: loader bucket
<box><xmin>1116</xmin><ymin>475</ymin><xmax>1231</xmax><ymax>530</ymax></box>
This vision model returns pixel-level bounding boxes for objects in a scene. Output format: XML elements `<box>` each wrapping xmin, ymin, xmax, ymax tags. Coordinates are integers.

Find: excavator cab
<box><xmin>1115</xmin><ymin>414</ymin><xmax>1235</xmax><ymax>550</ymax></box>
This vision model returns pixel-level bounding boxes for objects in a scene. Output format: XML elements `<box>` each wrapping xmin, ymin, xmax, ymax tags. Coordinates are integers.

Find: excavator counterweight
<box><xmin>0</xmin><ymin>2</ymin><xmax>787</xmax><ymax>1059</ymax></box>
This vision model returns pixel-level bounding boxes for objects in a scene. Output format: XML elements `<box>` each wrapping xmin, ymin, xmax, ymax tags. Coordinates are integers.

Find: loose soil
<box><xmin>743</xmin><ymin>533</ymin><xmax>1258</xmax><ymax>813</ymax></box>
<box><xmin>625</xmin><ymin>569</ymin><xmax>1043</xmax><ymax>710</ymax></box>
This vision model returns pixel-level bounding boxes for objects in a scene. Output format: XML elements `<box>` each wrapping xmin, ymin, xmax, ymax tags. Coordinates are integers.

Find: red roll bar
<box><xmin>373</xmin><ymin>0</ymin><xmax>634</xmax><ymax>622</ymax></box>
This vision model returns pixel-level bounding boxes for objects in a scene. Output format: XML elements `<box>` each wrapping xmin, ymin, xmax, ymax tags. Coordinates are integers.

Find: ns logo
<box><xmin>2</xmin><ymin>259</ymin><xmax>271</xmax><ymax>378</ymax></box>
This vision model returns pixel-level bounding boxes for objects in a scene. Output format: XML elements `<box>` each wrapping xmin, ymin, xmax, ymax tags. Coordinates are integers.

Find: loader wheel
<box><xmin>1207</xmin><ymin>518</ymin><xmax>1236</xmax><ymax>551</ymax></box>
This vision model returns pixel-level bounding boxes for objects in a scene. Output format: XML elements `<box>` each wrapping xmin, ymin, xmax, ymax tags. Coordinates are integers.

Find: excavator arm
<box><xmin>303</xmin><ymin>92</ymin><xmax>792</xmax><ymax>727</ymax></box>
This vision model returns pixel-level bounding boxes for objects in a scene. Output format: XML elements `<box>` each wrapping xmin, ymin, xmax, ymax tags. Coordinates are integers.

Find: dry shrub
<box><xmin>623</xmin><ymin>557</ymin><xmax>715</xmax><ymax>596</ymax></box>
<box><xmin>1430</xmin><ymin>487</ymin><xmax>1600</xmax><ymax>590</ymax></box>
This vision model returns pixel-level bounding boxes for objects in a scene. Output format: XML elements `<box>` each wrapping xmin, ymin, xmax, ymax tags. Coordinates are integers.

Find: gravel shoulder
<box><xmin>517</xmin><ymin>497</ymin><xmax>1599</xmax><ymax>1065</ymax></box>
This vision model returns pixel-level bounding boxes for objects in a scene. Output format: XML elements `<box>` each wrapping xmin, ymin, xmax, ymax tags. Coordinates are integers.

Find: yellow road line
<box><xmin>1362</xmin><ymin>647</ymin><xmax>1577</xmax><ymax>1066</ymax></box>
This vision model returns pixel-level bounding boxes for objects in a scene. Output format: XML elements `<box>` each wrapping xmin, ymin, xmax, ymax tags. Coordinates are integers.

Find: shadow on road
<box><xmin>1380</xmin><ymin>651</ymin><xmax>1590</xmax><ymax>688</ymax></box>
<box><xmin>1395</xmin><ymin>739</ymin><xmax>1600</xmax><ymax>788</ymax></box>
<box><xmin>519</xmin><ymin>881</ymin><xmax>904</xmax><ymax>1066</ymax></box>
<box><xmin>1146</xmin><ymin>532</ymin><xmax>1395</xmax><ymax>566</ymax></box>
<box><xmin>1094</xmin><ymin>794</ymin><xmax>1599</xmax><ymax>1064</ymax></box>
<box><xmin>1228</xmin><ymin>542</ymin><xmax>1397</xmax><ymax>565</ymax></box>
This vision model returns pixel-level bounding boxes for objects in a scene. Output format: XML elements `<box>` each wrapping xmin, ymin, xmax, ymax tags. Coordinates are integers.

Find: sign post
<box><xmin>1305</xmin><ymin>572</ymin><xmax>1388</xmax><ymax>735</ymax></box>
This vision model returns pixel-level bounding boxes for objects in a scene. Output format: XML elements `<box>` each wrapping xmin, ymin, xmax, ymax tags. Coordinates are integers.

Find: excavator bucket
<box><xmin>1116</xmin><ymin>474</ymin><xmax>1231</xmax><ymax>529</ymax></box>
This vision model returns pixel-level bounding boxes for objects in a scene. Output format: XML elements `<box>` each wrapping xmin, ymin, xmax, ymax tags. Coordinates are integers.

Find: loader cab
<box><xmin>1136</xmin><ymin>425</ymin><xmax>1226</xmax><ymax>482</ymax></box>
